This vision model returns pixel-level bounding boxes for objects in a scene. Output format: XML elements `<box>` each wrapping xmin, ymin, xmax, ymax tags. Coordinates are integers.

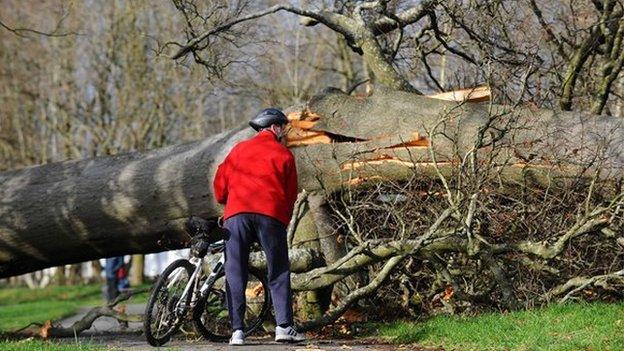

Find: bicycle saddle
<box><xmin>184</xmin><ymin>216</ymin><xmax>224</xmax><ymax>243</ymax></box>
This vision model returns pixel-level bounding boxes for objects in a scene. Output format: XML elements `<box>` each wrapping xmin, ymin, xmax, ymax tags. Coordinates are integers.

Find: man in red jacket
<box><xmin>213</xmin><ymin>108</ymin><xmax>305</xmax><ymax>345</ymax></box>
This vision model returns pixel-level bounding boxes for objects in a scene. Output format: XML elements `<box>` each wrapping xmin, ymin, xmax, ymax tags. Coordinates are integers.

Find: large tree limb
<box><xmin>513</xmin><ymin>214</ymin><xmax>611</xmax><ymax>259</ymax></box>
<box><xmin>1</xmin><ymin>88</ymin><xmax>623</xmax><ymax>277</ymax></box>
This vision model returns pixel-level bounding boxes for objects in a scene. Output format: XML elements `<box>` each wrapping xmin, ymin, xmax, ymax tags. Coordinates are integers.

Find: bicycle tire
<box><xmin>144</xmin><ymin>259</ymin><xmax>194</xmax><ymax>347</ymax></box>
<box><xmin>192</xmin><ymin>267</ymin><xmax>270</xmax><ymax>341</ymax></box>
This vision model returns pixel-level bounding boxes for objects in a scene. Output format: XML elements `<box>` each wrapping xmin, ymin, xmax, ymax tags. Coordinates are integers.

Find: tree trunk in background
<box><xmin>130</xmin><ymin>254</ymin><xmax>144</xmax><ymax>286</ymax></box>
<box><xmin>67</xmin><ymin>263</ymin><xmax>82</xmax><ymax>285</ymax></box>
<box><xmin>358</xmin><ymin>35</ymin><xmax>419</xmax><ymax>93</ymax></box>
<box><xmin>616</xmin><ymin>78</ymin><xmax>623</xmax><ymax>118</ymax></box>
<box><xmin>54</xmin><ymin>266</ymin><xmax>66</xmax><ymax>286</ymax></box>
<box><xmin>91</xmin><ymin>260</ymin><xmax>103</xmax><ymax>283</ymax></box>
<box><xmin>1</xmin><ymin>88</ymin><xmax>623</xmax><ymax>278</ymax></box>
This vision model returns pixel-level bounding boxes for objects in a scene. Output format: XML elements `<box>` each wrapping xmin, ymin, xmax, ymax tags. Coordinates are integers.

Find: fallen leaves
<box><xmin>442</xmin><ymin>286</ymin><xmax>454</xmax><ymax>301</ymax></box>
<box><xmin>245</xmin><ymin>283</ymin><xmax>264</xmax><ymax>298</ymax></box>
<box><xmin>39</xmin><ymin>320</ymin><xmax>52</xmax><ymax>338</ymax></box>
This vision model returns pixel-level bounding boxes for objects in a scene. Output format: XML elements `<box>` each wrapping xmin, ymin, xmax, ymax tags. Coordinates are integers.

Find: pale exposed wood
<box><xmin>427</xmin><ymin>86</ymin><xmax>491</xmax><ymax>102</ymax></box>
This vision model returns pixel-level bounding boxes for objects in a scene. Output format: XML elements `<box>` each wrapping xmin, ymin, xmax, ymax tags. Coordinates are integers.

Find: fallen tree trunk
<box><xmin>1</xmin><ymin>88</ymin><xmax>623</xmax><ymax>277</ymax></box>
<box><xmin>0</xmin><ymin>126</ymin><xmax>250</xmax><ymax>277</ymax></box>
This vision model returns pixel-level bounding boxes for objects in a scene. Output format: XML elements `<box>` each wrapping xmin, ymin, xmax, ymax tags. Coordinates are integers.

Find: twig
<box><xmin>546</xmin><ymin>269</ymin><xmax>624</xmax><ymax>304</ymax></box>
<box><xmin>298</xmin><ymin>253</ymin><xmax>407</xmax><ymax>331</ymax></box>
<box><xmin>287</xmin><ymin>190</ymin><xmax>308</xmax><ymax>247</ymax></box>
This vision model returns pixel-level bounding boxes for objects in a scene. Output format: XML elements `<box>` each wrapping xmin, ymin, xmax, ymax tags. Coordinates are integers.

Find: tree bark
<box><xmin>307</xmin><ymin>192</ymin><xmax>345</xmax><ymax>265</ymax></box>
<box><xmin>1</xmin><ymin>88</ymin><xmax>623</xmax><ymax>278</ymax></box>
<box><xmin>357</xmin><ymin>34</ymin><xmax>418</xmax><ymax>93</ymax></box>
<box><xmin>129</xmin><ymin>254</ymin><xmax>144</xmax><ymax>286</ymax></box>
<box><xmin>53</xmin><ymin>266</ymin><xmax>66</xmax><ymax>286</ymax></box>
<box><xmin>0</xmin><ymin>125</ymin><xmax>251</xmax><ymax>277</ymax></box>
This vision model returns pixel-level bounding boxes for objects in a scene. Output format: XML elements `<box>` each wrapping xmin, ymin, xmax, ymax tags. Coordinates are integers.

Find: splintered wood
<box><xmin>286</xmin><ymin>110</ymin><xmax>436</xmax><ymax>186</ymax></box>
<box><xmin>384</xmin><ymin>132</ymin><xmax>429</xmax><ymax>149</ymax></box>
<box><xmin>286</xmin><ymin>111</ymin><xmax>429</xmax><ymax>149</ymax></box>
<box><xmin>285</xmin><ymin>88</ymin><xmax>517</xmax><ymax>188</ymax></box>
<box><xmin>286</xmin><ymin>110</ymin><xmax>331</xmax><ymax>146</ymax></box>
<box><xmin>427</xmin><ymin>86</ymin><xmax>491</xmax><ymax>102</ymax></box>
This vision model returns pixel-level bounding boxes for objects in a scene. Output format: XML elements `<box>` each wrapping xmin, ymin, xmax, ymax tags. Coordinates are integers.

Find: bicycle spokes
<box><xmin>148</xmin><ymin>265</ymin><xmax>191</xmax><ymax>340</ymax></box>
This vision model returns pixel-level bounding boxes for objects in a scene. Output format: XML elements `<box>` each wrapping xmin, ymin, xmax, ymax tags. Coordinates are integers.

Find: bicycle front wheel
<box><xmin>193</xmin><ymin>267</ymin><xmax>270</xmax><ymax>341</ymax></box>
<box><xmin>144</xmin><ymin>259</ymin><xmax>194</xmax><ymax>347</ymax></box>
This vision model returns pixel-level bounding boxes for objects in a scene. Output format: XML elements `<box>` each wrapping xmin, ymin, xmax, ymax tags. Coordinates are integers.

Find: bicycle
<box><xmin>144</xmin><ymin>216</ymin><xmax>271</xmax><ymax>346</ymax></box>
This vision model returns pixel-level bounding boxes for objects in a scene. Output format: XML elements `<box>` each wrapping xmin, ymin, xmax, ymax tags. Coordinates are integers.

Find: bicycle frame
<box><xmin>170</xmin><ymin>240</ymin><xmax>227</xmax><ymax>321</ymax></box>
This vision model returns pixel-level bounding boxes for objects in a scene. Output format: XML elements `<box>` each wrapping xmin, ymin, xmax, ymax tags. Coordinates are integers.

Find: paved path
<box><xmin>59</xmin><ymin>304</ymin><xmax>432</xmax><ymax>351</ymax></box>
<box><xmin>71</xmin><ymin>333</ymin><xmax>421</xmax><ymax>351</ymax></box>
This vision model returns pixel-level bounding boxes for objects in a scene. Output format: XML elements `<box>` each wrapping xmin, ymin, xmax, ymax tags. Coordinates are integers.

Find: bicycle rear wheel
<box><xmin>193</xmin><ymin>267</ymin><xmax>270</xmax><ymax>341</ymax></box>
<box><xmin>144</xmin><ymin>259</ymin><xmax>194</xmax><ymax>347</ymax></box>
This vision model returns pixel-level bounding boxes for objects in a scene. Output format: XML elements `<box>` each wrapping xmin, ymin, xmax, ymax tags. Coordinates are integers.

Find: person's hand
<box><xmin>217</xmin><ymin>215</ymin><xmax>224</xmax><ymax>228</ymax></box>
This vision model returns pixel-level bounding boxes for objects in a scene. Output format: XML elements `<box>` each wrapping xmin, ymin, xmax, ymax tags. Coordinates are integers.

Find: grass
<box><xmin>0</xmin><ymin>284</ymin><xmax>104</xmax><ymax>332</ymax></box>
<box><xmin>0</xmin><ymin>283</ymin><xmax>149</xmax><ymax>332</ymax></box>
<box><xmin>0</xmin><ymin>283</ymin><xmax>153</xmax><ymax>350</ymax></box>
<box><xmin>0</xmin><ymin>339</ymin><xmax>103</xmax><ymax>351</ymax></box>
<box><xmin>369</xmin><ymin>301</ymin><xmax>624</xmax><ymax>351</ymax></box>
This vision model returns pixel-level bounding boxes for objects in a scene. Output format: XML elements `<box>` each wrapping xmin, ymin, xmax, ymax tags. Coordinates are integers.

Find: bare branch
<box><xmin>0</xmin><ymin>18</ymin><xmax>78</xmax><ymax>38</ymax></box>
<box><xmin>298</xmin><ymin>253</ymin><xmax>407</xmax><ymax>331</ymax></box>
<box><xmin>371</xmin><ymin>1</ymin><xmax>438</xmax><ymax>35</ymax></box>
<box><xmin>287</xmin><ymin>190</ymin><xmax>308</xmax><ymax>247</ymax></box>
<box><xmin>527</xmin><ymin>0</ymin><xmax>567</xmax><ymax>60</ymax></box>
<box><xmin>172</xmin><ymin>4</ymin><xmax>356</xmax><ymax>60</ymax></box>
<box><xmin>15</xmin><ymin>287</ymin><xmax>148</xmax><ymax>338</ymax></box>
<box><xmin>428</xmin><ymin>11</ymin><xmax>478</xmax><ymax>65</ymax></box>
<box><xmin>546</xmin><ymin>268</ymin><xmax>624</xmax><ymax>303</ymax></box>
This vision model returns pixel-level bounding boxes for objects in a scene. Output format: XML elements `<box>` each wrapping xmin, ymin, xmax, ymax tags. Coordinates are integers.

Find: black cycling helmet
<box><xmin>249</xmin><ymin>108</ymin><xmax>288</xmax><ymax>131</ymax></box>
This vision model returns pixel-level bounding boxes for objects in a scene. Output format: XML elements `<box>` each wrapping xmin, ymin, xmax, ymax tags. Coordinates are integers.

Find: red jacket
<box><xmin>213</xmin><ymin>130</ymin><xmax>298</xmax><ymax>227</ymax></box>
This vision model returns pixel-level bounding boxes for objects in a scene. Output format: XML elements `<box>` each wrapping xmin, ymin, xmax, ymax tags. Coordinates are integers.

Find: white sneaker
<box><xmin>229</xmin><ymin>329</ymin><xmax>245</xmax><ymax>346</ymax></box>
<box><xmin>275</xmin><ymin>325</ymin><xmax>306</xmax><ymax>343</ymax></box>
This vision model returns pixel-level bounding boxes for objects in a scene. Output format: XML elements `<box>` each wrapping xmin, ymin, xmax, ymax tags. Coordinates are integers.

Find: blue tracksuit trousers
<box><xmin>223</xmin><ymin>213</ymin><xmax>294</xmax><ymax>330</ymax></box>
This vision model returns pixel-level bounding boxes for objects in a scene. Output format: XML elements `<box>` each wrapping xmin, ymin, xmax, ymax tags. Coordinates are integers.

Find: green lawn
<box><xmin>0</xmin><ymin>283</ymin><xmax>152</xmax><ymax>350</ymax></box>
<box><xmin>0</xmin><ymin>339</ymin><xmax>102</xmax><ymax>351</ymax></box>
<box><xmin>370</xmin><ymin>301</ymin><xmax>624</xmax><ymax>351</ymax></box>
<box><xmin>0</xmin><ymin>283</ymin><xmax>149</xmax><ymax>332</ymax></box>
<box><xmin>0</xmin><ymin>284</ymin><xmax>104</xmax><ymax>332</ymax></box>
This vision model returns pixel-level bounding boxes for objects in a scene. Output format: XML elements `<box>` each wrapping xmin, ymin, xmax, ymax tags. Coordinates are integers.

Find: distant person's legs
<box><xmin>104</xmin><ymin>257</ymin><xmax>123</xmax><ymax>302</ymax></box>
<box><xmin>116</xmin><ymin>263</ymin><xmax>130</xmax><ymax>329</ymax></box>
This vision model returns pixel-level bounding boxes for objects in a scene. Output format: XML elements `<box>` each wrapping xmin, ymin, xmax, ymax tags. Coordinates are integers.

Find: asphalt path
<box><xmin>59</xmin><ymin>304</ymin><xmax>435</xmax><ymax>351</ymax></box>
<box><xmin>72</xmin><ymin>333</ymin><xmax>419</xmax><ymax>351</ymax></box>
